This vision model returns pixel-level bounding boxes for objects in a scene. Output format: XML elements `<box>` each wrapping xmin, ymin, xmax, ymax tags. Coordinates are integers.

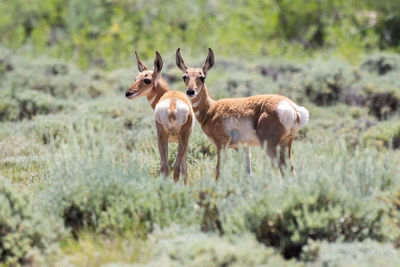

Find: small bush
<box><xmin>39</xmin><ymin>134</ymin><xmax>198</xmax><ymax>236</ymax></box>
<box><xmin>358</xmin><ymin>72</ymin><xmax>400</xmax><ymax>120</ymax></box>
<box><xmin>253</xmin><ymin>186</ymin><xmax>390</xmax><ymax>258</ymax></box>
<box><xmin>0</xmin><ymin>177</ymin><xmax>65</xmax><ymax>266</ymax></box>
<box><xmin>305</xmin><ymin>240</ymin><xmax>400</xmax><ymax>267</ymax></box>
<box><xmin>0</xmin><ymin>89</ymin><xmax>70</xmax><ymax>121</ymax></box>
<box><xmin>361</xmin><ymin>53</ymin><xmax>400</xmax><ymax>75</ymax></box>
<box><xmin>1</xmin><ymin>56</ymin><xmax>112</xmax><ymax>100</ymax></box>
<box><xmin>136</xmin><ymin>227</ymin><xmax>300</xmax><ymax>267</ymax></box>
<box><xmin>362</xmin><ymin>121</ymin><xmax>400</xmax><ymax>149</ymax></box>
<box><xmin>301</xmin><ymin>59</ymin><xmax>356</xmax><ymax>106</ymax></box>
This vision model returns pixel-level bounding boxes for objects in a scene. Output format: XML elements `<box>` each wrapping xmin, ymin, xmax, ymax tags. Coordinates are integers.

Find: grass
<box><xmin>1</xmin><ymin>50</ymin><xmax>400</xmax><ymax>266</ymax></box>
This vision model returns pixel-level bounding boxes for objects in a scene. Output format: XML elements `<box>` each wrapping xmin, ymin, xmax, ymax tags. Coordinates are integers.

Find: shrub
<box><xmin>361</xmin><ymin>53</ymin><xmax>400</xmax><ymax>75</ymax></box>
<box><xmin>362</xmin><ymin>120</ymin><xmax>400</xmax><ymax>149</ymax></box>
<box><xmin>0</xmin><ymin>177</ymin><xmax>65</xmax><ymax>266</ymax></box>
<box><xmin>304</xmin><ymin>240</ymin><xmax>400</xmax><ymax>267</ymax></box>
<box><xmin>0</xmin><ymin>88</ymin><xmax>70</xmax><ymax>121</ymax></box>
<box><xmin>358</xmin><ymin>72</ymin><xmax>400</xmax><ymax>120</ymax></box>
<box><xmin>39</xmin><ymin>132</ymin><xmax>198</xmax><ymax>236</ymax></box>
<box><xmin>134</xmin><ymin>227</ymin><xmax>301</xmax><ymax>267</ymax></box>
<box><xmin>212</xmin><ymin>144</ymin><xmax>399</xmax><ymax>259</ymax></box>
<box><xmin>1</xmin><ymin>56</ymin><xmax>112</xmax><ymax>100</ymax></box>
<box><xmin>253</xmin><ymin>186</ymin><xmax>389</xmax><ymax>258</ymax></box>
<box><xmin>301</xmin><ymin>59</ymin><xmax>356</xmax><ymax>106</ymax></box>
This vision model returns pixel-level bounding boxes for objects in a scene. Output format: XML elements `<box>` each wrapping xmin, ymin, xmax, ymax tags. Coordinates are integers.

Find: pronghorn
<box><xmin>176</xmin><ymin>48</ymin><xmax>309</xmax><ymax>179</ymax></box>
<box><xmin>125</xmin><ymin>51</ymin><xmax>194</xmax><ymax>186</ymax></box>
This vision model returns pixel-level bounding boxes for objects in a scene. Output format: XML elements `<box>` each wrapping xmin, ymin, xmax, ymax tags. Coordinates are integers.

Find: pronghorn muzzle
<box><xmin>186</xmin><ymin>88</ymin><xmax>195</xmax><ymax>97</ymax></box>
<box><xmin>125</xmin><ymin>90</ymin><xmax>134</xmax><ymax>98</ymax></box>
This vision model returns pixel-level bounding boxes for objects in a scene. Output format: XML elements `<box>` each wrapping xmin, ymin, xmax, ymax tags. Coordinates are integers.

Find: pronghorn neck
<box><xmin>191</xmin><ymin>84</ymin><xmax>214</xmax><ymax>124</ymax></box>
<box><xmin>146</xmin><ymin>78</ymin><xmax>169</xmax><ymax>110</ymax></box>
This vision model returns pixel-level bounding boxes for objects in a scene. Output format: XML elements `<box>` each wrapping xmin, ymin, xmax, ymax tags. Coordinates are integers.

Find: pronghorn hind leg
<box><xmin>279</xmin><ymin>144</ymin><xmax>288</xmax><ymax>177</ymax></box>
<box><xmin>288</xmin><ymin>137</ymin><xmax>296</xmax><ymax>176</ymax></box>
<box><xmin>156</xmin><ymin>122</ymin><xmax>170</xmax><ymax>178</ymax></box>
<box><xmin>256</xmin><ymin>112</ymin><xmax>287</xmax><ymax>177</ymax></box>
<box><xmin>266</xmin><ymin>141</ymin><xmax>279</xmax><ymax>172</ymax></box>
<box><xmin>174</xmin><ymin>128</ymin><xmax>190</xmax><ymax>185</ymax></box>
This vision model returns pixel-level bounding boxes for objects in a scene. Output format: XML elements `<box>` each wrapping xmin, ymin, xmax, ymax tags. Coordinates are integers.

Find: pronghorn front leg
<box><xmin>156</xmin><ymin>122</ymin><xmax>170</xmax><ymax>178</ymax></box>
<box><xmin>245</xmin><ymin>147</ymin><xmax>252</xmax><ymax>175</ymax></box>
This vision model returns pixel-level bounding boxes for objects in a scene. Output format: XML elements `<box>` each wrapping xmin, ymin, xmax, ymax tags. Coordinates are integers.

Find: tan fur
<box><xmin>126</xmin><ymin>51</ymin><xmax>194</xmax><ymax>186</ymax></box>
<box><xmin>176</xmin><ymin>48</ymin><xmax>309</xmax><ymax>179</ymax></box>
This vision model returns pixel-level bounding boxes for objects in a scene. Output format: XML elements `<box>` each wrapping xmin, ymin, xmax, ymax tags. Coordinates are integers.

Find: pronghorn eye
<box><xmin>200</xmin><ymin>76</ymin><xmax>205</xmax><ymax>83</ymax></box>
<box><xmin>182</xmin><ymin>76</ymin><xmax>187</xmax><ymax>82</ymax></box>
<box><xmin>144</xmin><ymin>78</ymin><xmax>151</xmax><ymax>84</ymax></box>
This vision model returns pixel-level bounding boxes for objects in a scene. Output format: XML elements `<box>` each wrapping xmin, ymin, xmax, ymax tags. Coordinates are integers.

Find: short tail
<box><xmin>277</xmin><ymin>100</ymin><xmax>309</xmax><ymax>134</ymax></box>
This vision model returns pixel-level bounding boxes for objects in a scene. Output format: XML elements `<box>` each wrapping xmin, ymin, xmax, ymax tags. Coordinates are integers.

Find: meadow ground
<box><xmin>1</xmin><ymin>48</ymin><xmax>400</xmax><ymax>266</ymax></box>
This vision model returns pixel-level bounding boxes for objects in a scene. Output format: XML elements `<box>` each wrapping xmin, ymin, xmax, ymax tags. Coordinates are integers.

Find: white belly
<box><xmin>223</xmin><ymin>118</ymin><xmax>260</xmax><ymax>148</ymax></box>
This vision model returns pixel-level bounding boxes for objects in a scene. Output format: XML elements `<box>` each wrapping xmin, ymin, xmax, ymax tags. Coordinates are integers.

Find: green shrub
<box><xmin>253</xmin><ymin>186</ymin><xmax>389</xmax><ymax>258</ymax></box>
<box><xmin>0</xmin><ymin>88</ymin><xmax>70</xmax><ymax>121</ymax></box>
<box><xmin>0</xmin><ymin>177</ymin><xmax>65</xmax><ymax>266</ymax></box>
<box><xmin>358</xmin><ymin>72</ymin><xmax>400</xmax><ymax>120</ymax></box>
<box><xmin>211</xmin><ymin>143</ymin><xmax>399</xmax><ymax>259</ymax></box>
<box><xmin>305</xmin><ymin>240</ymin><xmax>400</xmax><ymax>267</ymax></box>
<box><xmin>39</xmin><ymin>132</ymin><xmax>198</xmax><ymax>236</ymax></box>
<box><xmin>301</xmin><ymin>59</ymin><xmax>356</xmax><ymax>106</ymax></box>
<box><xmin>362</xmin><ymin>120</ymin><xmax>400</xmax><ymax>149</ymax></box>
<box><xmin>135</xmin><ymin>227</ymin><xmax>301</xmax><ymax>267</ymax></box>
<box><xmin>361</xmin><ymin>53</ymin><xmax>400</xmax><ymax>75</ymax></box>
<box><xmin>1</xmin><ymin>56</ymin><xmax>112</xmax><ymax>99</ymax></box>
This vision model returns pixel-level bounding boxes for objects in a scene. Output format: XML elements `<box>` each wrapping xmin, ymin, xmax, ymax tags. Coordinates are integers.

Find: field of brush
<box><xmin>1</xmin><ymin>46</ymin><xmax>400</xmax><ymax>266</ymax></box>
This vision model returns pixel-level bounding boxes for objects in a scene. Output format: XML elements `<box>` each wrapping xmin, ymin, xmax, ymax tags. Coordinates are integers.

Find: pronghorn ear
<box><xmin>175</xmin><ymin>48</ymin><xmax>188</xmax><ymax>72</ymax></box>
<box><xmin>202</xmin><ymin>48</ymin><xmax>215</xmax><ymax>76</ymax></box>
<box><xmin>135</xmin><ymin>51</ymin><xmax>149</xmax><ymax>72</ymax></box>
<box><xmin>152</xmin><ymin>51</ymin><xmax>163</xmax><ymax>84</ymax></box>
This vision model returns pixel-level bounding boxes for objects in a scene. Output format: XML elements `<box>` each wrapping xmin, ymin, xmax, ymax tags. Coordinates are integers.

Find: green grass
<box><xmin>1</xmin><ymin>51</ymin><xmax>400</xmax><ymax>266</ymax></box>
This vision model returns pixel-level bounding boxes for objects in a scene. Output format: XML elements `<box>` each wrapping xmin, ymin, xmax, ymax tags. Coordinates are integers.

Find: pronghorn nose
<box><xmin>125</xmin><ymin>91</ymin><xmax>133</xmax><ymax>98</ymax></box>
<box><xmin>186</xmin><ymin>89</ymin><xmax>195</xmax><ymax>97</ymax></box>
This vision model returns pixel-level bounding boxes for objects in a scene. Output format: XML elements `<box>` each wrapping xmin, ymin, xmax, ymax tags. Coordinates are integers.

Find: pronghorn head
<box><xmin>176</xmin><ymin>48</ymin><xmax>214</xmax><ymax>98</ymax></box>
<box><xmin>125</xmin><ymin>51</ymin><xmax>163</xmax><ymax>99</ymax></box>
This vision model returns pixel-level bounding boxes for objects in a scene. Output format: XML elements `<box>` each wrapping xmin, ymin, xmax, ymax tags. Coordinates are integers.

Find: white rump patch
<box><xmin>277</xmin><ymin>101</ymin><xmax>296</xmax><ymax>132</ymax></box>
<box><xmin>277</xmin><ymin>100</ymin><xmax>310</xmax><ymax>134</ymax></box>
<box><xmin>293</xmin><ymin>104</ymin><xmax>310</xmax><ymax>129</ymax></box>
<box><xmin>155</xmin><ymin>99</ymin><xmax>190</xmax><ymax>131</ymax></box>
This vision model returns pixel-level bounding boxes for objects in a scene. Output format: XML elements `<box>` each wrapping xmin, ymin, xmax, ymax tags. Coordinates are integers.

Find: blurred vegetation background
<box><xmin>1</xmin><ymin>0</ymin><xmax>400</xmax><ymax>68</ymax></box>
<box><xmin>2</xmin><ymin>1</ymin><xmax>400</xmax><ymax>266</ymax></box>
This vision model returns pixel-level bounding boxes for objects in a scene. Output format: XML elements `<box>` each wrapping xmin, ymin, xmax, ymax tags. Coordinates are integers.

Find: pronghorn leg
<box><xmin>174</xmin><ymin>128</ymin><xmax>190</xmax><ymax>186</ymax></box>
<box><xmin>279</xmin><ymin>144</ymin><xmax>287</xmax><ymax>176</ymax></box>
<box><xmin>266</xmin><ymin>141</ymin><xmax>282</xmax><ymax>176</ymax></box>
<box><xmin>257</xmin><ymin>112</ymin><xmax>287</xmax><ymax>177</ymax></box>
<box><xmin>288</xmin><ymin>137</ymin><xmax>296</xmax><ymax>176</ymax></box>
<box><xmin>215</xmin><ymin>146</ymin><xmax>222</xmax><ymax>181</ymax></box>
<box><xmin>245</xmin><ymin>147</ymin><xmax>252</xmax><ymax>175</ymax></box>
<box><xmin>156</xmin><ymin>122</ymin><xmax>170</xmax><ymax>178</ymax></box>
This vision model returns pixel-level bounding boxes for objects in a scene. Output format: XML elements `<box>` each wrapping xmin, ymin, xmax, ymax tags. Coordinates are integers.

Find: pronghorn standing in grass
<box><xmin>125</xmin><ymin>51</ymin><xmax>194</xmax><ymax>186</ymax></box>
<box><xmin>176</xmin><ymin>48</ymin><xmax>309</xmax><ymax>179</ymax></box>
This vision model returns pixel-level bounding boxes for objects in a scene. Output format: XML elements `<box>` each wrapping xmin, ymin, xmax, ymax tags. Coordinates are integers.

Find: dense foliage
<box><xmin>1</xmin><ymin>0</ymin><xmax>400</xmax><ymax>68</ymax></box>
<box><xmin>0</xmin><ymin>177</ymin><xmax>64</xmax><ymax>266</ymax></box>
<box><xmin>1</xmin><ymin>2</ymin><xmax>400</xmax><ymax>263</ymax></box>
